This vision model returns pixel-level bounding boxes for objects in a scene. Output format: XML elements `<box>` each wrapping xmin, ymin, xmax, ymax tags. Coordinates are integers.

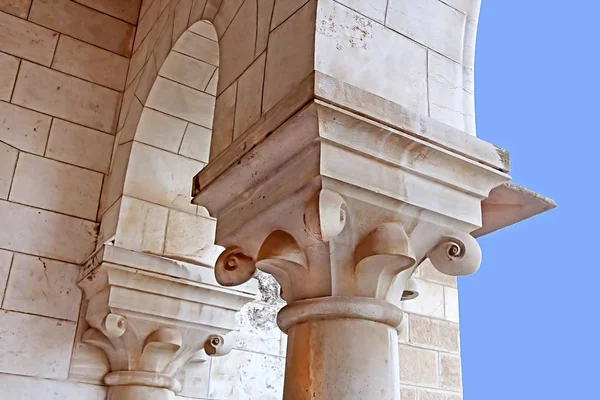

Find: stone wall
<box><xmin>0</xmin><ymin>0</ymin><xmax>479</xmax><ymax>399</ymax></box>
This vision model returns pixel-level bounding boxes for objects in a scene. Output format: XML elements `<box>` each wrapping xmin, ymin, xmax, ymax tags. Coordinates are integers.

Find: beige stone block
<box><xmin>160</xmin><ymin>51</ymin><xmax>216</xmax><ymax>92</ymax></box>
<box><xmin>0</xmin><ymin>10</ymin><xmax>58</xmax><ymax>66</ymax></box>
<box><xmin>428</xmin><ymin>50</ymin><xmax>465</xmax><ymax>131</ymax></box>
<box><xmin>10</xmin><ymin>153</ymin><xmax>103</xmax><ymax>220</ymax></box>
<box><xmin>232</xmin><ymin>302</ymin><xmax>281</xmax><ymax>356</ymax></box>
<box><xmin>176</xmin><ymin>359</ymin><xmax>211</xmax><ymax>398</ymax></box>
<box><xmin>201</xmin><ymin>0</ymin><xmax>219</xmax><ymax>20</ymax></box>
<box><xmin>119</xmin><ymin>97</ymin><xmax>144</xmax><ymax>145</ymax></box>
<box><xmin>0</xmin><ymin>0</ymin><xmax>31</xmax><ymax>18</ymax></box>
<box><xmin>402</xmin><ymin>278</ymin><xmax>445</xmax><ymax>318</ymax></box>
<box><xmin>164</xmin><ymin>209</ymin><xmax>216</xmax><ymax>259</ymax></box>
<box><xmin>29</xmin><ymin>0</ymin><xmax>135</xmax><ymax>57</ymax></box>
<box><xmin>146</xmin><ymin>77</ymin><xmax>215</xmax><ymax>128</ymax></box>
<box><xmin>0</xmin><ymin>200</ymin><xmax>96</xmax><ymax>263</ymax></box>
<box><xmin>124</xmin><ymin>142</ymin><xmax>204</xmax><ymax>213</ymax></box>
<box><xmin>97</xmin><ymin>196</ymin><xmax>120</xmax><ymax>247</ymax></box>
<box><xmin>255</xmin><ymin>0</ymin><xmax>274</xmax><ymax>56</ymax></box>
<box><xmin>136</xmin><ymin>108</ymin><xmax>187</xmax><ymax>153</ymax></box>
<box><xmin>271</xmin><ymin>0</ymin><xmax>307</xmax><ymax>29</ymax></box>
<box><xmin>316</xmin><ymin>1</ymin><xmax>428</xmax><ymax>115</ymax></box>
<box><xmin>0</xmin><ymin>101</ymin><xmax>51</xmax><ymax>155</ymax></box>
<box><xmin>189</xmin><ymin>0</ymin><xmax>207</xmax><ymax>25</ymax></box>
<box><xmin>418</xmin><ymin>259</ymin><xmax>457</xmax><ymax>287</ymax></box>
<box><xmin>217</xmin><ymin>0</ymin><xmax>255</xmax><ymax>94</ymax></box>
<box><xmin>99</xmin><ymin>142</ymin><xmax>131</xmax><ymax>215</ymax></box>
<box><xmin>0</xmin><ymin>51</ymin><xmax>18</xmax><ymax>101</ymax></box>
<box><xmin>0</xmin><ymin>374</ymin><xmax>107</xmax><ymax>399</ymax></box>
<box><xmin>440</xmin><ymin>0</ymin><xmax>473</xmax><ymax>15</ymax></box>
<box><xmin>209</xmin><ymin>349</ymin><xmax>284</xmax><ymax>399</ymax></box>
<box><xmin>133</xmin><ymin>0</ymin><xmax>160</xmax><ymax>51</ymax></box>
<box><xmin>212</xmin><ymin>0</ymin><xmax>242</xmax><ymax>37</ymax></box>
<box><xmin>119</xmin><ymin>71</ymin><xmax>141</xmax><ymax>130</ymax></box>
<box><xmin>3</xmin><ymin>253</ymin><xmax>81</xmax><ymax>321</ymax></box>
<box><xmin>46</xmin><ymin>119</ymin><xmax>114</xmax><ymax>174</ymax></box>
<box><xmin>115</xmin><ymin>196</ymin><xmax>169</xmax><ymax>254</ymax></box>
<box><xmin>173</xmin><ymin>0</ymin><xmax>193</xmax><ymax>42</ymax></box>
<box><xmin>440</xmin><ymin>353</ymin><xmax>462</xmax><ymax>390</ymax></box>
<box><xmin>210</xmin><ymin>81</ymin><xmax>236</xmax><ymax>160</ymax></box>
<box><xmin>410</xmin><ymin>314</ymin><xmax>460</xmax><ymax>353</ymax></box>
<box><xmin>234</xmin><ymin>51</ymin><xmax>265</xmax><ymax>138</ymax></box>
<box><xmin>400</xmin><ymin>386</ymin><xmax>417</xmax><ymax>400</ymax></box>
<box><xmin>52</xmin><ymin>35</ymin><xmax>129</xmax><ymax>91</ymax></box>
<box><xmin>12</xmin><ymin>62</ymin><xmax>120</xmax><ymax>134</ymax></box>
<box><xmin>444</xmin><ymin>286</ymin><xmax>460</xmax><ymax>322</ymax></box>
<box><xmin>134</xmin><ymin>56</ymin><xmax>158</xmax><ymax>103</ymax></box>
<box><xmin>75</xmin><ymin>0</ymin><xmax>142</xmax><ymax>25</ymax></box>
<box><xmin>153</xmin><ymin>14</ymin><xmax>174</xmax><ymax>71</ymax></box>
<box><xmin>398</xmin><ymin>344</ymin><xmax>438</xmax><ymax>387</ymax></box>
<box><xmin>189</xmin><ymin>20</ymin><xmax>217</xmax><ymax>41</ymax></box>
<box><xmin>0</xmin><ymin>249</ymin><xmax>12</xmax><ymax>306</ymax></box>
<box><xmin>126</xmin><ymin>36</ymin><xmax>150</xmax><ymax>86</ymax></box>
<box><xmin>179</xmin><ymin>123</ymin><xmax>211</xmax><ymax>162</ymax></box>
<box><xmin>386</xmin><ymin>0</ymin><xmax>466</xmax><ymax>62</ymax></box>
<box><xmin>205</xmin><ymin>68</ymin><xmax>218</xmax><ymax>95</ymax></box>
<box><xmin>263</xmin><ymin>0</ymin><xmax>315</xmax><ymax>112</ymax></box>
<box><xmin>173</xmin><ymin>31</ymin><xmax>219</xmax><ymax>66</ymax></box>
<box><xmin>336</xmin><ymin>0</ymin><xmax>387</xmax><ymax>23</ymax></box>
<box><xmin>419</xmin><ymin>389</ymin><xmax>462</xmax><ymax>400</ymax></box>
<box><xmin>0</xmin><ymin>310</ymin><xmax>76</xmax><ymax>379</ymax></box>
<box><xmin>0</xmin><ymin>141</ymin><xmax>18</xmax><ymax>200</ymax></box>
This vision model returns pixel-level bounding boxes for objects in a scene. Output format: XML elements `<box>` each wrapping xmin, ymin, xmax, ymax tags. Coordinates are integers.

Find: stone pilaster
<box><xmin>77</xmin><ymin>245</ymin><xmax>257</xmax><ymax>399</ymax></box>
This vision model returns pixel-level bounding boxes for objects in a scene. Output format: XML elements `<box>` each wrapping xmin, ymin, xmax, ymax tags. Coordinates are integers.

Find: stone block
<box><xmin>159</xmin><ymin>51</ymin><xmax>216</xmax><ymax>92</ymax></box>
<box><xmin>255</xmin><ymin>0</ymin><xmax>274</xmax><ymax>56</ymax></box>
<box><xmin>46</xmin><ymin>119</ymin><xmax>114</xmax><ymax>174</ymax></box>
<box><xmin>134</xmin><ymin>0</ymin><xmax>160</xmax><ymax>51</ymax></box>
<box><xmin>29</xmin><ymin>0</ymin><xmax>135</xmax><ymax>56</ymax></box>
<box><xmin>234</xmin><ymin>51</ymin><xmax>266</xmax><ymax>139</ymax></box>
<box><xmin>173</xmin><ymin>31</ymin><xmax>219</xmax><ymax>66</ymax></box>
<box><xmin>52</xmin><ymin>35</ymin><xmax>129</xmax><ymax>91</ymax></box>
<box><xmin>428</xmin><ymin>50</ymin><xmax>465</xmax><ymax>131</ymax></box>
<box><xmin>2</xmin><ymin>253</ymin><xmax>81</xmax><ymax>321</ymax></box>
<box><xmin>0</xmin><ymin>310</ymin><xmax>76</xmax><ymax>379</ymax></box>
<box><xmin>0</xmin><ymin>51</ymin><xmax>18</xmax><ymax>101</ymax></box>
<box><xmin>12</xmin><ymin>62</ymin><xmax>120</xmax><ymax>134</ymax></box>
<box><xmin>123</xmin><ymin>142</ymin><xmax>204</xmax><ymax>214</ymax></box>
<box><xmin>0</xmin><ymin>0</ymin><xmax>32</xmax><ymax>18</ymax></box>
<box><xmin>400</xmin><ymin>386</ymin><xmax>417</xmax><ymax>400</ymax></box>
<box><xmin>173</xmin><ymin>0</ymin><xmax>193</xmax><ymax>42</ymax></box>
<box><xmin>410</xmin><ymin>314</ymin><xmax>460</xmax><ymax>353</ymax></box>
<box><xmin>205</xmin><ymin>68</ymin><xmax>218</xmax><ymax>95</ymax></box>
<box><xmin>210</xmin><ymin>81</ymin><xmax>236</xmax><ymax>160</ymax></box>
<box><xmin>440</xmin><ymin>352</ymin><xmax>462</xmax><ymax>391</ymax></box>
<box><xmin>118</xmin><ymin>97</ymin><xmax>143</xmax><ymax>145</ymax></box>
<box><xmin>99</xmin><ymin>142</ymin><xmax>131</xmax><ymax>216</ymax></box>
<box><xmin>179</xmin><ymin>123</ymin><xmax>212</xmax><ymax>163</ymax></box>
<box><xmin>270</xmin><ymin>0</ymin><xmax>307</xmax><ymax>29</ymax></box>
<box><xmin>402</xmin><ymin>278</ymin><xmax>445</xmax><ymax>319</ymax></box>
<box><xmin>0</xmin><ymin>101</ymin><xmax>51</xmax><ymax>155</ymax></box>
<box><xmin>0</xmin><ymin>200</ymin><xmax>96</xmax><ymax>264</ymax></box>
<box><xmin>316</xmin><ymin>0</ymin><xmax>428</xmax><ymax>115</ymax></box>
<box><xmin>419</xmin><ymin>389</ymin><xmax>463</xmax><ymax>400</ymax></box>
<box><xmin>164</xmin><ymin>209</ymin><xmax>216</xmax><ymax>259</ymax></box>
<box><xmin>0</xmin><ymin>141</ymin><xmax>18</xmax><ymax>200</ymax></box>
<box><xmin>0</xmin><ymin>249</ymin><xmax>12</xmax><ymax>306</ymax></box>
<box><xmin>386</xmin><ymin>0</ymin><xmax>466</xmax><ymax>62</ymax></box>
<box><xmin>190</xmin><ymin>20</ymin><xmax>217</xmax><ymax>42</ymax></box>
<box><xmin>337</xmin><ymin>0</ymin><xmax>387</xmax><ymax>23</ymax></box>
<box><xmin>231</xmin><ymin>302</ymin><xmax>282</xmax><ymax>356</ymax></box>
<box><xmin>75</xmin><ymin>0</ymin><xmax>142</xmax><ymax>24</ymax></box>
<box><xmin>263</xmin><ymin>0</ymin><xmax>315</xmax><ymax>112</ymax></box>
<box><xmin>444</xmin><ymin>286</ymin><xmax>460</xmax><ymax>322</ymax></box>
<box><xmin>398</xmin><ymin>344</ymin><xmax>438</xmax><ymax>387</ymax></box>
<box><xmin>146</xmin><ymin>77</ymin><xmax>215</xmax><ymax>128</ymax></box>
<box><xmin>114</xmin><ymin>196</ymin><xmax>169</xmax><ymax>254</ymax></box>
<box><xmin>134</xmin><ymin>56</ymin><xmax>158</xmax><ymax>103</ymax></box>
<box><xmin>10</xmin><ymin>153</ymin><xmax>103</xmax><ymax>220</ymax></box>
<box><xmin>135</xmin><ymin>107</ymin><xmax>187</xmax><ymax>153</ymax></box>
<box><xmin>0</xmin><ymin>373</ymin><xmax>107</xmax><ymax>399</ymax></box>
<box><xmin>209</xmin><ymin>349</ymin><xmax>285</xmax><ymax>400</ymax></box>
<box><xmin>0</xmin><ymin>10</ymin><xmax>58</xmax><ymax>65</ymax></box>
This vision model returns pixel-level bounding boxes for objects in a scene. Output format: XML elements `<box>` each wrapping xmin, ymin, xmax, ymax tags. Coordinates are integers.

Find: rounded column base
<box><xmin>107</xmin><ymin>386</ymin><xmax>175</xmax><ymax>400</ymax></box>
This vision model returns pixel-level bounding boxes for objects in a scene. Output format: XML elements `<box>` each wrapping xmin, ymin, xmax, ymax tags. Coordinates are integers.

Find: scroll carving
<box><xmin>215</xmin><ymin>246</ymin><xmax>257</xmax><ymax>286</ymax></box>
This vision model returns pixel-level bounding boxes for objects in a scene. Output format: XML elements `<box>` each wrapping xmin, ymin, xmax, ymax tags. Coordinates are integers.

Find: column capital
<box><xmin>193</xmin><ymin>101</ymin><xmax>509</xmax><ymax>311</ymax></box>
<box><xmin>77</xmin><ymin>245</ymin><xmax>257</xmax><ymax>398</ymax></box>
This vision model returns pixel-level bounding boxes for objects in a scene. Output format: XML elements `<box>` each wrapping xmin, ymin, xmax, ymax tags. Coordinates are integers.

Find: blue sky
<box><xmin>460</xmin><ymin>1</ymin><xmax>599</xmax><ymax>398</ymax></box>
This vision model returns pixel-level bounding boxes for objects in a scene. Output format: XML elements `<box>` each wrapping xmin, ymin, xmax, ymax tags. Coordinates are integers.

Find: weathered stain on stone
<box><xmin>494</xmin><ymin>145</ymin><xmax>510</xmax><ymax>171</ymax></box>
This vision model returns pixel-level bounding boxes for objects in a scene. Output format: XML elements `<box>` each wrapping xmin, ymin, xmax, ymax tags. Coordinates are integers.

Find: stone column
<box><xmin>192</xmin><ymin>102</ymin><xmax>513</xmax><ymax>399</ymax></box>
<box><xmin>77</xmin><ymin>245</ymin><xmax>257</xmax><ymax>399</ymax></box>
